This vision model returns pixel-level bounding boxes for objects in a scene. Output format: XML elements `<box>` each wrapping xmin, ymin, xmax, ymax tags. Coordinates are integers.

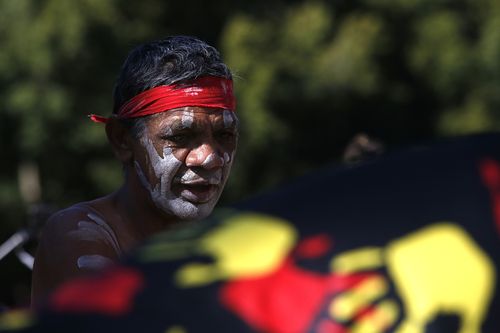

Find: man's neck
<box><xmin>113</xmin><ymin>175</ymin><xmax>179</xmax><ymax>245</ymax></box>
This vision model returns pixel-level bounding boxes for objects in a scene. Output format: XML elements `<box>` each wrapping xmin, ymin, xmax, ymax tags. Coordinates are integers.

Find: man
<box><xmin>31</xmin><ymin>36</ymin><xmax>239</xmax><ymax>302</ymax></box>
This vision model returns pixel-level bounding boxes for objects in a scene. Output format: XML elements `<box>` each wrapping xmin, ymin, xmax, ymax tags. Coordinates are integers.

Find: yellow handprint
<box><xmin>330</xmin><ymin>223</ymin><xmax>496</xmax><ymax>333</ymax></box>
<box><xmin>174</xmin><ymin>213</ymin><xmax>298</xmax><ymax>287</ymax></box>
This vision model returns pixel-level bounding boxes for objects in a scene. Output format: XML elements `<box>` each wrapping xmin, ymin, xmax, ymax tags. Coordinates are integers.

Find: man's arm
<box><xmin>31</xmin><ymin>206</ymin><xmax>120</xmax><ymax>304</ymax></box>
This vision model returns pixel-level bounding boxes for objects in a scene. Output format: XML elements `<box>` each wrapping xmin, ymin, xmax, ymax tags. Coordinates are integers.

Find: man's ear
<box><xmin>105</xmin><ymin>118</ymin><xmax>134</xmax><ymax>163</ymax></box>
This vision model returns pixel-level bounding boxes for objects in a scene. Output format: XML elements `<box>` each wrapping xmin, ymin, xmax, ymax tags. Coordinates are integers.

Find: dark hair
<box><xmin>113</xmin><ymin>36</ymin><xmax>233</xmax><ymax>138</ymax></box>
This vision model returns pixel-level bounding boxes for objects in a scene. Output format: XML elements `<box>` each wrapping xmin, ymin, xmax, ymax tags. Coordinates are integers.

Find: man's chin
<box><xmin>157</xmin><ymin>198</ymin><xmax>216</xmax><ymax>222</ymax></box>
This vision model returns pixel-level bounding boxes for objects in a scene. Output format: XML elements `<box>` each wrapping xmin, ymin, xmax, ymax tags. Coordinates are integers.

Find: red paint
<box><xmin>220</xmin><ymin>257</ymin><xmax>374</xmax><ymax>333</ymax></box>
<box><xmin>317</xmin><ymin>320</ymin><xmax>348</xmax><ymax>333</ymax></box>
<box><xmin>295</xmin><ymin>234</ymin><xmax>333</xmax><ymax>259</ymax></box>
<box><xmin>479</xmin><ymin>158</ymin><xmax>500</xmax><ymax>237</ymax></box>
<box><xmin>355</xmin><ymin>304</ymin><xmax>377</xmax><ymax>320</ymax></box>
<box><xmin>50</xmin><ymin>267</ymin><xmax>143</xmax><ymax>315</ymax></box>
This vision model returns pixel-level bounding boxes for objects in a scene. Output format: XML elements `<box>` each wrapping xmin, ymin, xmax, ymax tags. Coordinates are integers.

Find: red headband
<box><xmin>89</xmin><ymin>76</ymin><xmax>235</xmax><ymax>123</ymax></box>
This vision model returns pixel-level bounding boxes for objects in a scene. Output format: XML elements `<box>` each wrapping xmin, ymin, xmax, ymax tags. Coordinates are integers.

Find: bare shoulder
<box><xmin>32</xmin><ymin>202</ymin><xmax>121</xmax><ymax>302</ymax></box>
<box><xmin>42</xmin><ymin>204</ymin><xmax>95</xmax><ymax>238</ymax></box>
<box><xmin>39</xmin><ymin>202</ymin><xmax>121</xmax><ymax>261</ymax></box>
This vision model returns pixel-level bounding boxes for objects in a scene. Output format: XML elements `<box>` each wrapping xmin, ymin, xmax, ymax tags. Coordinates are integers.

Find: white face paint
<box><xmin>134</xmin><ymin>108</ymin><xmax>237</xmax><ymax>221</ymax></box>
<box><xmin>222</xmin><ymin>111</ymin><xmax>237</xmax><ymax>166</ymax></box>
<box><xmin>223</xmin><ymin>110</ymin><xmax>236</xmax><ymax>128</ymax></box>
<box><xmin>135</xmin><ymin>136</ymin><xmax>224</xmax><ymax>221</ymax></box>
<box><xmin>181</xmin><ymin>108</ymin><xmax>194</xmax><ymax>128</ymax></box>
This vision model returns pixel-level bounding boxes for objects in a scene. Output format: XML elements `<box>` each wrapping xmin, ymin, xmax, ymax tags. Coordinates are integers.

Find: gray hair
<box><xmin>112</xmin><ymin>36</ymin><xmax>233</xmax><ymax>139</ymax></box>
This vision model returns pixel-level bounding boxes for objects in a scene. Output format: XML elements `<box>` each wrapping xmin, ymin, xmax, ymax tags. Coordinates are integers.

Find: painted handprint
<box><xmin>330</xmin><ymin>223</ymin><xmax>496</xmax><ymax>333</ymax></box>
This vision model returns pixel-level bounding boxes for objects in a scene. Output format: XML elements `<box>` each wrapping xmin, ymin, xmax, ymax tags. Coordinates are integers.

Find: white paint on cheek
<box><xmin>223</xmin><ymin>152</ymin><xmax>231</xmax><ymax>164</ymax></box>
<box><xmin>181</xmin><ymin>109</ymin><xmax>194</xmax><ymax>128</ymax></box>
<box><xmin>77</xmin><ymin>255</ymin><xmax>114</xmax><ymax>270</ymax></box>
<box><xmin>218</xmin><ymin>152</ymin><xmax>234</xmax><ymax>197</ymax></box>
<box><xmin>223</xmin><ymin>110</ymin><xmax>235</xmax><ymax>128</ymax></box>
<box><xmin>137</xmin><ymin>136</ymin><xmax>214</xmax><ymax>220</ymax></box>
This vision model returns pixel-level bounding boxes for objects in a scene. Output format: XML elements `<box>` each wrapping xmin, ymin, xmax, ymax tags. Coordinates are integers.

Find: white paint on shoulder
<box><xmin>67</xmin><ymin>211</ymin><xmax>122</xmax><ymax>256</ymax></box>
<box><xmin>77</xmin><ymin>255</ymin><xmax>114</xmax><ymax>270</ymax></box>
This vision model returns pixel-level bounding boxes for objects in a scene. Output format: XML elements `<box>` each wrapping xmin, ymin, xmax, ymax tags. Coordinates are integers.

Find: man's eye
<box><xmin>163</xmin><ymin>134</ymin><xmax>189</xmax><ymax>144</ymax></box>
<box><xmin>216</xmin><ymin>131</ymin><xmax>237</xmax><ymax>142</ymax></box>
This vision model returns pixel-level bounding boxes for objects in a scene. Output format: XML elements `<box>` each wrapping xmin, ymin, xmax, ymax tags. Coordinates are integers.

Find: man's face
<box><xmin>133</xmin><ymin>107</ymin><xmax>238</xmax><ymax>221</ymax></box>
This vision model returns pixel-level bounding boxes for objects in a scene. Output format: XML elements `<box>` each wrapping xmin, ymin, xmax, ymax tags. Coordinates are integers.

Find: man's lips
<box><xmin>174</xmin><ymin>182</ymin><xmax>219</xmax><ymax>203</ymax></box>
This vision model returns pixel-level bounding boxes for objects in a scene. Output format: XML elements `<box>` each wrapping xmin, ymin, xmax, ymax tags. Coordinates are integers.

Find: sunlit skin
<box><xmin>132</xmin><ymin>107</ymin><xmax>239</xmax><ymax>221</ymax></box>
<box><xmin>31</xmin><ymin>106</ymin><xmax>238</xmax><ymax>302</ymax></box>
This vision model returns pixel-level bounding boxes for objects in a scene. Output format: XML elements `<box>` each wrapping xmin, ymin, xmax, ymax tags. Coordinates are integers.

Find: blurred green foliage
<box><xmin>1</xmin><ymin>0</ymin><xmax>500</xmax><ymax>305</ymax></box>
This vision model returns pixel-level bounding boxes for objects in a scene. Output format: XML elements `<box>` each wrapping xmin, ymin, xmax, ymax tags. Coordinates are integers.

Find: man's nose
<box><xmin>185</xmin><ymin>143</ymin><xmax>224</xmax><ymax>169</ymax></box>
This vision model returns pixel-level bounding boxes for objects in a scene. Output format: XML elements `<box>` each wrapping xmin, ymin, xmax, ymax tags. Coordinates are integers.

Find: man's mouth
<box><xmin>174</xmin><ymin>181</ymin><xmax>219</xmax><ymax>203</ymax></box>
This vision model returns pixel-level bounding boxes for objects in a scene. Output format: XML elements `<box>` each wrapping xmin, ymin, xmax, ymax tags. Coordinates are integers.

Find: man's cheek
<box><xmin>171</xmin><ymin>148</ymin><xmax>188</xmax><ymax>162</ymax></box>
<box><xmin>221</xmin><ymin>157</ymin><xmax>235</xmax><ymax>185</ymax></box>
<box><xmin>223</xmin><ymin>148</ymin><xmax>237</xmax><ymax>165</ymax></box>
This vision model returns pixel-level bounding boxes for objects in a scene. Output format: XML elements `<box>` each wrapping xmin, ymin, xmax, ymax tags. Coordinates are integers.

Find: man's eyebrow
<box><xmin>165</xmin><ymin>119</ymin><xmax>193</xmax><ymax>131</ymax></box>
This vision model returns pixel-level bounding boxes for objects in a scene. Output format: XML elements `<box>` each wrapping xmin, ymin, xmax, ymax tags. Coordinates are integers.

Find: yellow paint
<box><xmin>331</xmin><ymin>247</ymin><xmax>384</xmax><ymax>273</ymax></box>
<box><xmin>386</xmin><ymin>223</ymin><xmax>495</xmax><ymax>333</ymax></box>
<box><xmin>175</xmin><ymin>213</ymin><xmax>297</xmax><ymax>287</ymax></box>
<box><xmin>329</xmin><ymin>275</ymin><xmax>388</xmax><ymax>321</ymax></box>
<box><xmin>350</xmin><ymin>300</ymin><xmax>399</xmax><ymax>333</ymax></box>
<box><xmin>164</xmin><ymin>325</ymin><xmax>187</xmax><ymax>333</ymax></box>
<box><xmin>329</xmin><ymin>223</ymin><xmax>495</xmax><ymax>333</ymax></box>
<box><xmin>0</xmin><ymin>309</ymin><xmax>35</xmax><ymax>331</ymax></box>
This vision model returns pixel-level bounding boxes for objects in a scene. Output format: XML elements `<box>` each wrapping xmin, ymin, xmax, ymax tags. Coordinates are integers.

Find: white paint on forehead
<box><xmin>181</xmin><ymin>109</ymin><xmax>194</xmax><ymax>128</ymax></box>
<box><xmin>77</xmin><ymin>255</ymin><xmax>114</xmax><ymax>270</ymax></box>
<box><xmin>164</xmin><ymin>126</ymin><xmax>173</xmax><ymax>136</ymax></box>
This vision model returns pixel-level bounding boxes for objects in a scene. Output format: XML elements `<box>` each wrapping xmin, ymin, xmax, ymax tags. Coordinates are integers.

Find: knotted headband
<box><xmin>89</xmin><ymin>76</ymin><xmax>236</xmax><ymax>123</ymax></box>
